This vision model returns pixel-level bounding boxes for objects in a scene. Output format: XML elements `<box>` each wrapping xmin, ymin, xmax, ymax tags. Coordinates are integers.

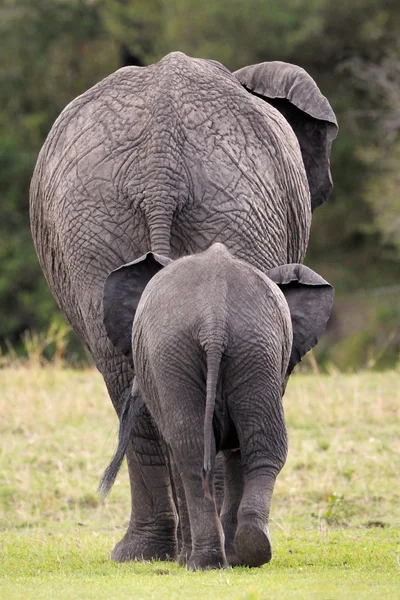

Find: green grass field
<box><xmin>0</xmin><ymin>368</ymin><xmax>399</xmax><ymax>598</ymax></box>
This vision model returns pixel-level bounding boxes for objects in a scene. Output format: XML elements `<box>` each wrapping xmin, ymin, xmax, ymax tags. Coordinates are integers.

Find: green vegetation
<box><xmin>1</xmin><ymin>368</ymin><xmax>399</xmax><ymax>597</ymax></box>
<box><xmin>0</xmin><ymin>0</ymin><xmax>399</xmax><ymax>367</ymax></box>
<box><xmin>1</xmin><ymin>530</ymin><xmax>399</xmax><ymax>599</ymax></box>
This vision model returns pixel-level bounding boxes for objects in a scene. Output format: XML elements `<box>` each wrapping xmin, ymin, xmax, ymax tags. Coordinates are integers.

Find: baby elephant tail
<box><xmin>98</xmin><ymin>388</ymin><xmax>137</xmax><ymax>497</ymax></box>
<box><xmin>202</xmin><ymin>344</ymin><xmax>223</xmax><ymax>500</ymax></box>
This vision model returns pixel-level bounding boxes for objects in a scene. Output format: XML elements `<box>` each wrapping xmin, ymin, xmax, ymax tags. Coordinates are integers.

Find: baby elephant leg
<box><xmin>219</xmin><ymin>449</ymin><xmax>245</xmax><ymax>566</ymax></box>
<box><xmin>162</xmin><ymin>389</ymin><xmax>227</xmax><ymax>570</ymax></box>
<box><xmin>170</xmin><ymin>460</ymin><xmax>192</xmax><ymax>566</ymax></box>
<box><xmin>173</xmin><ymin>450</ymin><xmax>227</xmax><ymax>569</ymax></box>
<box><xmin>229</xmin><ymin>386</ymin><xmax>288</xmax><ymax>568</ymax></box>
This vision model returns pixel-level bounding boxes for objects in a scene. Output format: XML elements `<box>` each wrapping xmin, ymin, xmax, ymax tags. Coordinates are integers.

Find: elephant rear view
<box><xmin>103</xmin><ymin>243</ymin><xmax>334</xmax><ymax>569</ymax></box>
<box><xmin>30</xmin><ymin>51</ymin><xmax>337</xmax><ymax>562</ymax></box>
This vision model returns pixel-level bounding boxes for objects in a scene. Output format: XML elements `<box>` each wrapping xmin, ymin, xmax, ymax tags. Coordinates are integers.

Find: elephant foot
<box><xmin>233</xmin><ymin>522</ymin><xmax>271</xmax><ymax>567</ymax></box>
<box><xmin>187</xmin><ymin>550</ymin><xmax>228</xmax><ymax>571</ymax></box>
<box><xmin>111</xmin><ymin>528</ymin><xmax>177</xmax><ymax>563</ymax></box>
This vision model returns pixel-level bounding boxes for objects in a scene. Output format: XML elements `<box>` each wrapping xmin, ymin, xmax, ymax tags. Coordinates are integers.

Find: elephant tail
<box><xmin>98</xmin><ymin>389</ymin><xmax>136</xmax><ymax>497</ymax></box>
<box><xmin>203</xmin><ymin>344</ymin><xmax>223</xmax><ymax>500</ymax></box>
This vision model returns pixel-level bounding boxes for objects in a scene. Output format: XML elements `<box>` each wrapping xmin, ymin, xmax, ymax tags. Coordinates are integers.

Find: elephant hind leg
<box><xmin>111</xmin><ymin>397</ymin><xmax>178</xmax><ymax>563</ymax></box>
<box><xmin>100</xmin><ymin>359</ymin><xmax>178</xmax><ymax>563</ymax></box>
<box><xmin>228</xmin><ymin>384</ymin><xmax>288</xmax><ymax>567</ymax></box>
<box><xmin>233</xmin><ymin>478</ymin><xmax>274</xmax><ymax>569</ymax></box>
<box><xmin>219</xmin><ymin>449</ymin><xmax>244</xmax><ymax>567</ymax></box>
<box><xmin>161</xmin><ymin>388</ymin><xmax>228</xmax><ymax>570</ymax></box>
<box><xmin>171</xmin><ymin>445</ymin><xmax>227</xmax><ymax>570</ymax></box>
<box><xmin>170</xmin><ymin>458</ymin><xmax>192</xmax><ymax>566</ymax></box>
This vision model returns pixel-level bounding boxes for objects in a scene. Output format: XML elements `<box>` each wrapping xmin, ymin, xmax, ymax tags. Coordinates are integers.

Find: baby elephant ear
<box><xmin>267</xmin><ymin>264</ymin><xmax>334</xmax><ymax>375</ymax></box>
<box><xmin>234</xmin><ymin>61</ymin><xmax>338</xmax><ymax>211</ymax></box>
<box><xmin>103</xmin><ymin>252</ymin><xmax>172</xmax><ymax>364</ymax></box>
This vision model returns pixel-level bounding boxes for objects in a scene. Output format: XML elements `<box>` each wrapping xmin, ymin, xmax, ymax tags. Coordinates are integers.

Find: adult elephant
<box><xmin>30</xmin><ymin>52</ymin><xmax>337</xmax><ymax>562</ymax></box>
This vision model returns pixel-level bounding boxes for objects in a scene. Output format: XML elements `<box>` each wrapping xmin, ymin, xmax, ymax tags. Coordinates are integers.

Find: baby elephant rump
<box><xmin>101</xmin><ymin>243</ymin><xmax>334</xmax><ymax>569</ymax></box>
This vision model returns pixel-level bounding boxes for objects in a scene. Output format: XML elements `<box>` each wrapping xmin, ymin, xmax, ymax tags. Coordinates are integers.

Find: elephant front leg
<box><xmin>111</xmin><ymin>402</ymin><xmax>178</xmax><ymax>563</ymax></box>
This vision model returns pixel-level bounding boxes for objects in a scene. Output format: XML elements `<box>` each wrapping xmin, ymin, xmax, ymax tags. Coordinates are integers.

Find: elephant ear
<box><xmin>267</xmin><ymin>264</ymin><xmax>334</xmax><ymax>375</ymax></box>
<box><xmin>103</xmin><ymin>252</ymin><xmax>172</xmax><ymax>364</ymax></box>
<box><xmin>234</xmin><ymin>61</ymin><xmax>338</xmax><ymax>211</ymax></box>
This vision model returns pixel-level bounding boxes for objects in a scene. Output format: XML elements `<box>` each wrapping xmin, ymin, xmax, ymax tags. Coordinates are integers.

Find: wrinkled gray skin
<box><xmin>30</xmin><ymin>52</ymin><xmax>337</xmax><ymax>562</ymax></box>
<box><xmin>102</xmin><ymin>244</ymin><xmax>334</xmax><ymax>569</ymax></box>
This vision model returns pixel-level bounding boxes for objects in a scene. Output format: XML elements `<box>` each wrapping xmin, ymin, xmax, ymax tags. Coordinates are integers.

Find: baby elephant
<box><xmin>101</xmin><ymin>243</ymin><xmax>333</xmax><ymax>570</ymax></box>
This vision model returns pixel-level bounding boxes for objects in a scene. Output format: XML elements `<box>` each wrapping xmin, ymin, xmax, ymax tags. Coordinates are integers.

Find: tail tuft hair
<box><xmin>98</xmin><ymin>388</ymin><xmax>137</xmax><ymax>497</ymax></box>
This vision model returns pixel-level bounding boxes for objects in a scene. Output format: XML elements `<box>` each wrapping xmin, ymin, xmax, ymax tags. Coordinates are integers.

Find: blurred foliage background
<box><xmin>0</xmin><ymin>0</ymin><xmax>399</xmax><ymax>369</ymax></box>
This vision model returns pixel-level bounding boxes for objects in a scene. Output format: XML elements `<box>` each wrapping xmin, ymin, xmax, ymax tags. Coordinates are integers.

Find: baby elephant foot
<box><xmin>187</xmin><ymin>550</ymin><xmax>228</xmax><ymax>571</ymax></box>
<box><xmin>233</xmin><ymin>522</ymin><xmax>272</xmax><ymax>568</ymax></box>
<box><xmin>111</xmin><ymin>528</ymin><xmax>177</xmax><ymax>563</ymax></box>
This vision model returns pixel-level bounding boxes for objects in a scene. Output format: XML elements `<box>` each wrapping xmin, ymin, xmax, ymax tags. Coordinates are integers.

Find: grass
<box><xmin>0</xmin><ymin>367</ymin><xmax>399</xmax><ymax>598</ymax></box>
